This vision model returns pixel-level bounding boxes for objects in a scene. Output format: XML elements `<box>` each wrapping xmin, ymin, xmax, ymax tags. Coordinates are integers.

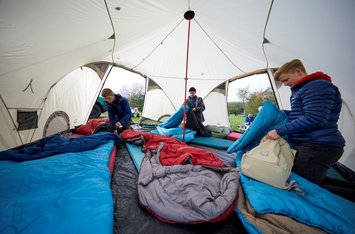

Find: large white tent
<box><xmin>0</xmin><ymin>0</ymin><xmax>354</xmax><ymax>170</ymax></box>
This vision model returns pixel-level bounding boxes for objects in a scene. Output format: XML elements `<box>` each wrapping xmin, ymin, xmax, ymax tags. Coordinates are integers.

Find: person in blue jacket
<box><xmin>101</xmin><ymin>88</ymin><xmax>132</xmax><ymax>134</ymax></box>
<box><xmin>244</xmin><ymin>114</ymin><xmax>255</xmax><ymax>126</ymax></box>
<box><xmin>267</xmin><ymin>59</ymin><xmax>345</xmax><ymax>185</ymax></box>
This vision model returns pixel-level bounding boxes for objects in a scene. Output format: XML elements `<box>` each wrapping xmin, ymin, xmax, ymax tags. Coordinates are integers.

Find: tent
<box><xmin>1</xmin><ymin>0</ymin><xmax>354</xmax><ymax>171</ymax></box>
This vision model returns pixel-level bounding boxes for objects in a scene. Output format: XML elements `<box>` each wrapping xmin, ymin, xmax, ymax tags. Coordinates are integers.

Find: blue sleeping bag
<box><xmin>227</xmin><ymin>100</ymin><xmax>288</xmax><ymax>153</ymax></box>
<box><xmin>159</xmin><ymin>104</ymin><xmax>189</xmax><ymax>128</ymax></box>
<box><xmin>232</xmin><ymin>101</ymin><xmax>355</xmax><ymax>234</ymax></box>
<box><xmin>0</xmin><ymin>132</ymin><xmax>122</xmax><ymax>161</ymax></box>
<box><xmin>0</xmin><ymin>141</ymin><xmax>114</xmax><ymax>234</ymax></box>
<box><xmin>156</xmin><ymin>126</ymin><xmax>196</xmax><ymax>142</ymax></box>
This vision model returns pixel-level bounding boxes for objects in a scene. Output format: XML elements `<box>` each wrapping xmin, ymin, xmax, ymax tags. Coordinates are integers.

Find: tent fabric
<box><xmin>0</xmin><ymin>141</ymin><xmax>115</xmax><ymax>234</ymax></box>
<box><xmin>0</xmin><ymin>132</ymin><xmax>122</xmax><ymax>162</ymax></box>
<box><xmin>0</xmin><ymin>1</ymin><xmax>354</xmax><ymax>169</ymax></box>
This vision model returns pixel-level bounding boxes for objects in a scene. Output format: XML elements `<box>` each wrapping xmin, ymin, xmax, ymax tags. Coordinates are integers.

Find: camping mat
<box><xmin>189</xmin><ymin>136</ymin><xmax>234</xmax><ymax>149</ymax></box>
<box><xmin>151</xmin><ymin>129</ymin><xmax>233</xmax><ymax>149</ymax></box>
<box><xmin>226</xmin><ymin>132</ymin><xmax>243</xmax><ymax>141</ymax></box>
<box><xmin>125</xmin><ymin>143</ymin><xmax>145</xmax><ymax>171</ymax></box>
<box><xmin>111</xmin><ymin>144</ymin><xmax>247</xmax><ymax>234</ymax></box>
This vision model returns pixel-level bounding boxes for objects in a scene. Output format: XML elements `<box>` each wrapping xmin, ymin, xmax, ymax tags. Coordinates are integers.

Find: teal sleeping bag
<box><xmin>227</xmin><ymin>101</ymin><xmax>288</xmax><ymax>153</ymax></box>
<box><xmin>0</xmin><ymin>141</ymin><xmax>114</xmax><ymax>234</ymax></box>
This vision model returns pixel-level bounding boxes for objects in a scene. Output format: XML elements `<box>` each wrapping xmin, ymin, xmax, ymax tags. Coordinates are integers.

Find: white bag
<box><xmin>241</xmin><ymin>137</ymin><xmax>297</xmax><ymax>189</ymax></box>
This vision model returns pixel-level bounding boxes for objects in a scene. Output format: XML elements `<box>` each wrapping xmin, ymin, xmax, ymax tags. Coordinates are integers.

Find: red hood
<box><xmin>294</xmin><ymin>72</ymin><xmax>332</xmax><ymax>87</ymax></box>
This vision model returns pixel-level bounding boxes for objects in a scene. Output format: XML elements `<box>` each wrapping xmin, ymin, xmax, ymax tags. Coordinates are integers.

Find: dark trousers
<box><xmin>292</xmin><ymin>142</ymin><xmax>344</xmax><ymax>184</ymax></box>
<box><xmin>117</xmin><ymin>119</ymin><xmax>132</xmax><ymax>135</ymax></box>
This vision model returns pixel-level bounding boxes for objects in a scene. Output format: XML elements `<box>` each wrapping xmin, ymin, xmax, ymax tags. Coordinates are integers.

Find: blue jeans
<box><xmin>292</xmin><ymin>142</ymin><xmax>344</xmax><ymax>184</ymax></box>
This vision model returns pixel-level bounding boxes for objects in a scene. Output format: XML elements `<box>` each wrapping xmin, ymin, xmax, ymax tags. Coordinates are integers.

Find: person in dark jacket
<box><xmin>186</xmin><ymin>87</ymin><xmax>205</xmax><ymax>123</ymax></box>
<box><xmin>101</xmin><ymin>88</ymin><xmax>132</xmax><ymax>134</ymax></box>
<box><xmin>267</xmin><ymin>59</ymin><xmax>345</xmax><ymax>185</ymax></box>
<box><xmin>244</xmin><ymin>114</ymin><xmax>255</xmax><ymax>126</ymax></box>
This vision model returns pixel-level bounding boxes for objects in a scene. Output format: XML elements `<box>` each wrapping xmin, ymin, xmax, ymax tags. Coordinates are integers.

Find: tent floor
<box><xmin>111</xmin><ymin>144</ymin><xmax>247</xmax><ymax>234</ymax></box>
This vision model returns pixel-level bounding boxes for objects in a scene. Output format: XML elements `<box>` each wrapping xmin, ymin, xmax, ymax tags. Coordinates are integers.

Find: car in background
<box><xmin>89</xmin><ymin>96</ymin><xmax>108</xmax><ymax>118</ymax></box>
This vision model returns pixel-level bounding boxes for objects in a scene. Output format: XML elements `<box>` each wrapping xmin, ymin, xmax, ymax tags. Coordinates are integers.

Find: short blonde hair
<box><xmin>274</xmin><ymin>59</ymin><xmax>306</xmax><ymax>80</ymax></box>
<box><xmin>101</xmin><ymin>88</ymin><xmax>115</xmax><ymax>97</ymax></box>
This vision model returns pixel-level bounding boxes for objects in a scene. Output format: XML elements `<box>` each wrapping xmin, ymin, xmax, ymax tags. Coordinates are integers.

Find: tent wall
<box><xmin>0</xmin><ymin>67</ymin><xmax>102</xmax><ymax>150</ymax></box>
<box><xmin>142</xmin><ymin>78</ymin><xmax>176</xmax><ymax>121</ymax></box>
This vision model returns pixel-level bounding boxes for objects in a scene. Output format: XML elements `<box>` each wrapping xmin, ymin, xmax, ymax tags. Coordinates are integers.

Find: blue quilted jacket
<box><xmin>107</xmin><ymin>94</ymin><xmax>132</xmax><ymax>127</ymax></box>
<box><xmin>276</xmin><ymin>72</ymin><xmax>345</xmax><ymax>147</ymax></box>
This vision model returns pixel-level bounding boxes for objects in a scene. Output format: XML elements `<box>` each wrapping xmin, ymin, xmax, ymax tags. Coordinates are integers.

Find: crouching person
<box><xmin>101</xmin><ymin>88</ymin><xmax>132</xmax><ymax>134</ymax></box>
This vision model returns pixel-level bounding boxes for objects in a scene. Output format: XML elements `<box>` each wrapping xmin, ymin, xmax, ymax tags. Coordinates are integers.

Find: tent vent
<box><xmin>147</xmin><ymin>78</ymin><xmax>162</xmax><ymax>91</ymax></box>
<box><xmin>43</xmin><ymin>111</ymin><xmax>70</xmax><ymax>137</ymax></box>
<box><xmin>108</xmin><ymin>34</ymin><xmax>115</xmax><ymax>40</ymax></box>
<box><xmin>263</xmin><ymin>37</ymin><xmax>270</xmax><ymax>44</ymax></box>
<box><xmin>184</xmin><ymin>10</ymin><xmax>195</xmax><ymax>20</ymax></box>
<box><xmin>17</xmin><ymin>111</ymin><xmax>38</xmax><ymax>131</ymax></box>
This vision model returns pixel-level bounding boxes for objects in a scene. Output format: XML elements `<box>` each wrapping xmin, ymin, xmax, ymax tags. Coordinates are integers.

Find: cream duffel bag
<box><xmin>241</xmin><ymin>137</ymin><xmax>297</xmax><ymax>189</ymax></box>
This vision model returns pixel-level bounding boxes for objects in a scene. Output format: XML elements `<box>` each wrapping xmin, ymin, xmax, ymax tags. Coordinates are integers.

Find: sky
<box><xmin>103</xmin><ymin>67</ymin><xmax>145</xmax><ymax>93</ymax></box>
<box><xmin>104</xmin><ymin>67</ymin><xmax>271</xmax><ymax>102</ymax></box>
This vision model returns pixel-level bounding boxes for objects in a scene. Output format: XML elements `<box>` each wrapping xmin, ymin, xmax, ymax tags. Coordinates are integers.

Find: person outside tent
<box><xmin>101</xmin><ymin>88</ymin><xmax>132</xmax><ymax>134</ymax></box>
<box><xmin>266</xmin><ymin>59</ymin><xmax>345</xmax><ymax>185</ymax></box>
<box><xmin>244</xmin><ymin>114</ymin><xmax>255</xmax><ymax>126</ymax></box>
<box><xmin>186</xmin><ymin>87</ymin><xmax>205</xmax><ymax>122</ymax></box>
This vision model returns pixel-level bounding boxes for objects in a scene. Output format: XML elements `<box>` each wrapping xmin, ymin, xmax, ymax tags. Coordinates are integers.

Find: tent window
<box><xmin>43</xmin><ymin>111</ymin><xmax>70</xmax><ymax>137</ymax></box>
<box><xmin>17</xmin><ymin>111</ymin><xmax>38</xmax><ymax>131</ymax></box>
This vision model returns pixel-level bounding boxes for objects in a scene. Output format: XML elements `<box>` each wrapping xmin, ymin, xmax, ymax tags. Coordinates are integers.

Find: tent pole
<box><xmin>182</xmin><ymin>10</ymin><xmax>195</xmax><ymax>142</ymax></box>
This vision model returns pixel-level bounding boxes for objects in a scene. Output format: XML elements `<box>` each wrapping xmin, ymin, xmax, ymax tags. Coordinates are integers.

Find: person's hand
<box><xmin>267</xmin><ymin>129</ymin><xmax>280</xmax><ymax>140</ymax></box>
<box><xmin>115</xmin><ymin>122</ymin><xmax>122</xmax><ymax>128</ymax></box>
<box><xmin>192</xmin><ymin>107</ymin><xmax>196</xmax><ymax>111</ymax></box>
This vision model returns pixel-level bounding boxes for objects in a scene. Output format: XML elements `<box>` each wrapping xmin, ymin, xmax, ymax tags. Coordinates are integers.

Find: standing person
<box><xmin>266</xmin><ymin>59</ymin><xmax>345</xmax><ymax>185</ymax></box>
<box><xmin>186</xmin><ymin>87</ymin><xmax>206</xmax><ymax>123</ymax></box>
<box><xmin>101</xmin><ymin>88</ymin><xmax>132</xmax><ymax>134</ymax></box>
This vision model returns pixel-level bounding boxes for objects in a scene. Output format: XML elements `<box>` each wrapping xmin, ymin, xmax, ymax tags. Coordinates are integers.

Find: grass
<box><xmin>229</xmin><ymin>114</ymin><xmax>245</xmax><ymax>131</ymax></box>
<box><xmin>99</xmin><ymin>111</ymin><xmax>140</xmax><ymax>124</ymax></box>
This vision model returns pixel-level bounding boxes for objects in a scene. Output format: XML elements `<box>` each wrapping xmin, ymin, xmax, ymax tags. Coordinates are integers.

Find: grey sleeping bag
<box><xmin>138</xmin><ymin>143</ymin><xmax>240</xmax><ymax>223</ymax></box>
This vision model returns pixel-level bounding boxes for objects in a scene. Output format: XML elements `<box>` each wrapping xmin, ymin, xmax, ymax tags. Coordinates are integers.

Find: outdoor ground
<box><xmin>100</xmin><ymin>112</ymin><xmax>244</xmax><ymax>131</ymax></box>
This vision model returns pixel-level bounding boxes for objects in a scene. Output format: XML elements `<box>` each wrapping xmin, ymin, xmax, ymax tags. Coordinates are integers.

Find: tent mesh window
<box><xmin>43</xmin><ymin>111</ymin><xmax>70</xmax><ymax>137</ymax></box>
<box><xmin>17</xmin><ymin>111</ymin><xmax>38</xmax><ymax>131</ymax></box>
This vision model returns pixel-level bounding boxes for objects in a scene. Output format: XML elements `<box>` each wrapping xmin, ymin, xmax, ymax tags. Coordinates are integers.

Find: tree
<box><xmin>262</xmin><ymin>87</ymin><xmax>277</xmax><ymax>105</ymax></box>
<box><xmin>236</xmin><ymin>87</ymin><xmax>250</xmax><ymax>116</ymax></box>
<box><xmin>228</xmin><ymin>102</ymin><xmax>244</xmax><ymax>115</ymax></box>
<box><xmin>119</xmin><ymin>82</ymin><xmax>145</xmax><ymax>111</ymax></box>
<box><xmin>245</xmin><ymin>92</ymin><xmax>263</xmax><ymax>116</ymax></box>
